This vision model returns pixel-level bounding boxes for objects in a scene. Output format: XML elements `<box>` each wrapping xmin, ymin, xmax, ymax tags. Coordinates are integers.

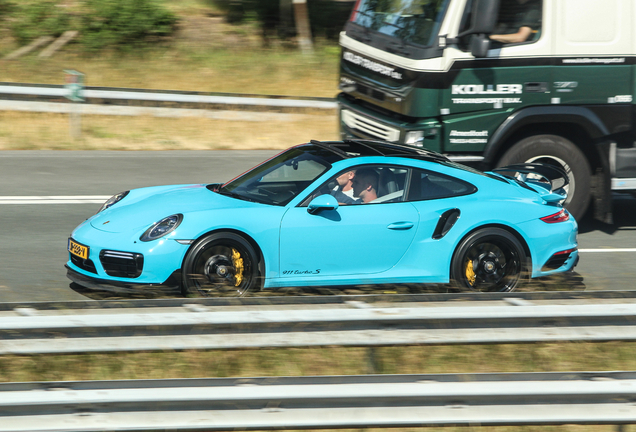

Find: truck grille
<box><xmin>341</xmin><ymin>109</ymin><xmax>400</xmax><ymax>142</ymax></box>
<box><xmin>99</xmin><ymin>250</ymin><xmax>144</xmax><ymax>278</ymax></box>
<box><xmin>356</xmin><ymin>83</ymin><xmax>386</xmax><ymax>102</ymax></box>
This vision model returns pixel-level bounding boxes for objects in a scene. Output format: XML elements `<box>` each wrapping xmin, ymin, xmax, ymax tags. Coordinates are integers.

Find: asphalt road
<box><xmin>1</xmin><ymin>150</ymin><xmax>634</xmax><ymax>302</ymax></box>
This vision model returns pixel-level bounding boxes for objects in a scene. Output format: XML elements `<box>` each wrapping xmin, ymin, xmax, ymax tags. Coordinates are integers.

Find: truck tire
<box><xmin>497</xmin><ymin>135</ymin><xmax>592</xmax><ymax>220</ymax></box>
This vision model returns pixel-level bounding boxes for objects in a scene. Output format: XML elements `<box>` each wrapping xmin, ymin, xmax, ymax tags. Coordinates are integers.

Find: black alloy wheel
<box><xmin>450</xmin><ymin>227</ymin><xmax>527</xmax><ymax>292</ymax></box>
<box><xmin>182</xmin><ymin>232</ymin><xmax>259</xmax><ymax>297</ymax></box>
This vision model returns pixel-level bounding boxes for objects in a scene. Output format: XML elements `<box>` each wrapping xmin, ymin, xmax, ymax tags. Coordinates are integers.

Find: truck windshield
<box><xmin>349</xmin><ymin>0</ymin><xmax>450</xmax><ymax>47</ymax></box>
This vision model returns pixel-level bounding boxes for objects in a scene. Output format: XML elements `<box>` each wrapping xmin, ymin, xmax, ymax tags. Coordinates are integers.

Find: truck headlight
<box><xmin>405</xmin><ymin>131</ymin><xmax>424</xmax><ymax>146</ymax></box>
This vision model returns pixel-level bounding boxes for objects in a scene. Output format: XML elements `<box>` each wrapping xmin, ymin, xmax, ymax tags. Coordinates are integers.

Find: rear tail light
<box><xmin>553</xmin><ymin>248</ymin><xmax>577</xmax><ymax>256</ymax></box>
<box><xmin>541</xmin><ymin>209</ymin><xmax>570</xmax><ymax>223</ymax></box>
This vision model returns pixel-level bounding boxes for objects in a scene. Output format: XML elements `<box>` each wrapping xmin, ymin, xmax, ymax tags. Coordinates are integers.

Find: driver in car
<box><xmin>350</xmin><ymin>168</ymin><xmax>379</xmax><ymax>203</ymax></box>
<box><xmin>322</xmin><ymin>168</ymin><xmax>379</xmax><ymax>205</ymax></box>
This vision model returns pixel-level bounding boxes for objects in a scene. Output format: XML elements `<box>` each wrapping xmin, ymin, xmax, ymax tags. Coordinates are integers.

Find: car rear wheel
<box><xmin>182</xmin><ymin>232</ymin><xmax>259</xmax><ymax>297</ymax></box>
<box><xmin>450</xmin><ymin>228</ymin><xmax>527</xmax><ymax>292</ymax></box>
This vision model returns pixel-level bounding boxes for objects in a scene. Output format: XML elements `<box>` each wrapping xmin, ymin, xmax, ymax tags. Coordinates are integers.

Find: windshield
<box><xmin>217</xmin><ymin>145</ymin><xmax>345</xmax><ymax>206</ymax></box>
<box><xmin>349</xmin><ymin>0</ymin><xmax>450</xmax><ymax>47</ymax></box>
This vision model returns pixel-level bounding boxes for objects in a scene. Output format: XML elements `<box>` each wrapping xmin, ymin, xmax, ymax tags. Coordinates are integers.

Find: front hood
<box><xmin>90</xmin><ymin>184</ymin><xmax>257</xmax><ymax>234</ymax></box>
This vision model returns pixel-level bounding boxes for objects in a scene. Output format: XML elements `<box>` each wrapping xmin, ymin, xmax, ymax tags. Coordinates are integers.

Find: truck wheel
<box><xmin>498</xmin><ymin>135</ymin><xmax>592</xmax><ymax>220</ymax></box>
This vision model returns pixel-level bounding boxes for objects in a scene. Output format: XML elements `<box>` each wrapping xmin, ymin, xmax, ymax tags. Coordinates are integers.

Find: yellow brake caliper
<box><xmin>465</xmin><ymin>259</ymin><xmax>476</xmax><ymax>286</ymax></box>
<box><xmin>231</xmin><ymin>248</ymin><xmax>244</xmax><ymax>287</ymax></box>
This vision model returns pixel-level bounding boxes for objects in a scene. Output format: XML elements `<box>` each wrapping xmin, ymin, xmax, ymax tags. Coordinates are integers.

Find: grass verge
<box><xmin>3</xmin><ymin>342</ymin><xmax>636</xmax><ymax>382</ymax></box>
<box><xmin>1</xmin><ymin>343</ymin><xmax>634</xmax><ymax>431</ymax></box>
<box><xmin>0</xmin><ymin>111</ymin><xmax>338</xmax><ymax>150</ymax></box>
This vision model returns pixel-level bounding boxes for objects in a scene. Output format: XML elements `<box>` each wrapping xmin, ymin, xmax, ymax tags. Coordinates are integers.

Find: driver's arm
<box><xmin>489</xmin><ymin>26</ymin><xmax>533</xmax><ymax>44</ymax></box>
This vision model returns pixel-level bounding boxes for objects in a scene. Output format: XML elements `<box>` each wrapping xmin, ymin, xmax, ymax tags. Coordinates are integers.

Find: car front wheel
<box><xmin>450</xmin><ymin>227</ymin><xmax>527</xmax><ymax>292</ymax></box>
<box><xmin>182</xmin><ymin>232</ymin><xmax>259</xmax><ymax>297</ymax></box>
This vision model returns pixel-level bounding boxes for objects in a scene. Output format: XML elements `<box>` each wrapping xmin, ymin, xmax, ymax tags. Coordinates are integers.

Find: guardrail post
<box><xmin>64</xmin><ymin>70</ymin><xmax>84</xmax><ymax>140</ymax></box>
<box><xmin>366</xmin><ymin>347</ymin><xmax>380</xmax><ymax>374</ymax></box>
<box><xmin>292</xmin><ymin>0</ymin><xmax>313</xmax><ymax>54</ymax></box>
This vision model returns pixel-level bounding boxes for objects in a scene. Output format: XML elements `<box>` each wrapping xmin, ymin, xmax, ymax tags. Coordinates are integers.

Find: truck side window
<box><xmin>458</xmin><ymin>0</ymin><xmax>542</xmax><ymax>50</ymax></box>
<box><xmin>457</xmin><ymin>0</ymin><xmax>475</xmax><ymax>50</ymax></box>
<box><xmin>490</xmin><ymin>0</ymin><xmax>542</xmax><ymax>45</ymax></box>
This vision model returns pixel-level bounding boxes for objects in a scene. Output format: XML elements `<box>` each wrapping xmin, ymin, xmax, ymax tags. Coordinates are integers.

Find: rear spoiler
<box><xmin>490</xmin><ymin>163</ymin><xmax>569</xmax><ymax>203</ymax></box>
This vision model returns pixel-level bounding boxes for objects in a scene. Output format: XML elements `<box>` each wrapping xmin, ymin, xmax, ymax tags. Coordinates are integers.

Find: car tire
<box><xmin>182</xmin><ymin>232</ymin><xmax>259</xmax><ymax>297</ymax></box>
<box><xmin>497</xmin><ymin>135</ymin><xmax>592</xmax><ymax>220</ymax></box>
<box><xmin>450</xmin><ymin>227</ymin><xmax>527</xmax><ymax>292</ymax></box>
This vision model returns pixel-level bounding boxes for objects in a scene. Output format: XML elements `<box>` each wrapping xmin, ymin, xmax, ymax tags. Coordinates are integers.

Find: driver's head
<box><xmin>352</xmin><ymin>168</ymin><xmax>378</xmax><ymax>200</ymax></box>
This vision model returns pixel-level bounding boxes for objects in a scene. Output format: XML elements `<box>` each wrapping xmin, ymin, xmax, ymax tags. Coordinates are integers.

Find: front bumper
<box><xmin>66</xmin><ymin>265</ymin><xmax>182</xmax><ymax>295</ymax></box>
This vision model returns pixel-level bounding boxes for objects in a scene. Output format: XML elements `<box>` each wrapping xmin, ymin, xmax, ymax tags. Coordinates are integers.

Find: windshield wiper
<box><xmin>215</xmin><ymin>188</ymin><xmax>260</xmax><ymax>203</ymax></box>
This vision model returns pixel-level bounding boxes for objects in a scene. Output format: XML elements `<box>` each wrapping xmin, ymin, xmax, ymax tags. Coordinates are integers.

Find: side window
<box><xmin>490</xmin><ymin>0</ymin><xmax>542</xmax><ymax>45</ymax></box>
<box><xmin>406</xmin><ymin>169</ymin><xmax>476</xmax><ymax>201</ymax></box>
<box><xmin>300</xmin><ymin>165</ymin><xmax>410</xmax><ymax>206</ymax></box>
<box><xmin>457</xmin><ymin>0</ymin><xmax>475</xmax><ymax>50</ymax></box>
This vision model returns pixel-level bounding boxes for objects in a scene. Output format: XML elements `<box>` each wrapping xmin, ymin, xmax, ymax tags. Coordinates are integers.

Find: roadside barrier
<box><xmin>3</xmin><ymin>293</ymin><xmax>636</xmax><ymax>431</ymax></box>
<box><xmin>0</xmin><ymin>83</ymin><xmax>338</xmax><ymax>111</ymax></box>
<box><xmin>2</xmin><ymin>371</ymin><xmax>636</xmax><ymax>431</ymax></box>
<box><xmin>3</xmin><ymin>294</ymin><xmax>636</xmax><ymax>355</ymax></box>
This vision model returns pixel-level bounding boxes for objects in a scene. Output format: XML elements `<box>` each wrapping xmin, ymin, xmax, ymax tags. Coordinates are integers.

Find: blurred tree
<box><xmin>207</xmin><ymin>0</ymin><xmax>354</xmax><ymax>42</ymax></box>
<box><xmin>80</xmin><ymin>0</ymin><xmax>178</xmax><ymax>52</ymax></box>
<box><xmin>10</xmin><ymin>1</ymin><xmax>71</xmax><ymax>45</ymax></box>
<box><xmin>0</xmin><ymin>0</ymin><xmax>15</xmax><ymax>19</ymax></box>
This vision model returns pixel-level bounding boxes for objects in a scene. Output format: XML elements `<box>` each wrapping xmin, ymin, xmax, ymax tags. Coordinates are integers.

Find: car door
<box><xmin>278</xmin><ymin>165</ymin><xmax>419</xmax><ymax>279</ymax></box>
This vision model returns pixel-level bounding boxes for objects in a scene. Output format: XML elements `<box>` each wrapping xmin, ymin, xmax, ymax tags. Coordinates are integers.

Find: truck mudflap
<box><xmin>491</xmin><ymin>163</ymin><xmax>569</xmax><ymax>204</ymax></box>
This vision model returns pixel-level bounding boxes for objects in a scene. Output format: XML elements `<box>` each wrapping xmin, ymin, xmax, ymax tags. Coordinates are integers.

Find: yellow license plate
<box><xmin>68</xmin><ymin>239</ymin><xmax>89</xmax><ymax>260</ymax></box>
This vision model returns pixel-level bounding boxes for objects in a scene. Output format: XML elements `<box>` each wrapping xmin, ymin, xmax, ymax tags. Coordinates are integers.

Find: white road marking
<box><xmin>0</xmin><ymin>196</ymin><xmax>109</xmax><ymax>204</ymax></box>
<box><xmin>579</xmin><ymin>248</ymin><xmax>636</xmax><ymax>253</ymax></box>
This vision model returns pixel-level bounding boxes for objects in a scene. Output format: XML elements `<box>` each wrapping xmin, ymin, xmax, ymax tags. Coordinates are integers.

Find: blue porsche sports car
<box><xmin>66</xmin><ymin>140</ymin><xmax>578</xmax><ymax>296</ymax></box>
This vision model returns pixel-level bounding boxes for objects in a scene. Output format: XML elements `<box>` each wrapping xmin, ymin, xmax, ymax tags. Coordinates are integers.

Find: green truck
<box><xmin>338</xmin><ymin>0</ymin><xmax>636</xmax><ymax>221</ymax></box>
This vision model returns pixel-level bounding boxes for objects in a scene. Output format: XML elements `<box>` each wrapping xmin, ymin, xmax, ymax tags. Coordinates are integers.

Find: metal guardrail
<box><xmin>2</xmin><ymin>371</ymin><xmax>636</xmax><ymax>431</ymax></box>
<box><xmin>0</xmin><ymin>82</ymin><xmax>338</xmax><ymax>110</ymax></box>
<box><xmin>3</xmin><ymin>296</ymin><xmax>636</xmax><ymax>354</ymax></box>
<box><xmin>3</xmin><ymin>288</ymin><xmax>635</xmax><ymax>311</ymax></box>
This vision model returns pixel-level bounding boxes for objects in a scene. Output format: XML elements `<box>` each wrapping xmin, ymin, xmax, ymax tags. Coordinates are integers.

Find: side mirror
<box><xmin>307</xmin><ymin>194</ymin><xmax>339</xmax><ymax>215</ymax></box>
<box><xmin>470</xmin><ymin>34</ymin><xmax>491</xmax><ymax>58</ymax></box>
<box><xmin>457</xmin><ymin>0</ymin><xmax>500</xmax><ymax>39</ymax></box>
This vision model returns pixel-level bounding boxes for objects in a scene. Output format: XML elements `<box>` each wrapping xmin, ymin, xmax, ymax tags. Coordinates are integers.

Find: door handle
<box><xmin>387</xmin><ymin>222</ymin><xmax>414</xmax><ymax>230</ymax></box>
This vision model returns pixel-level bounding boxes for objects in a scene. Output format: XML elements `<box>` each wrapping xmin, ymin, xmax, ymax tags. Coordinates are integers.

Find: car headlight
<box><xmin>98</xmin><ymin>191</ymin><xmax>129</xmax><ymax>213</ymax></box>
<box><xmin>140</xmin><ymin>214</ymin><xmax>183</xmax><ymax>242</ymax></box>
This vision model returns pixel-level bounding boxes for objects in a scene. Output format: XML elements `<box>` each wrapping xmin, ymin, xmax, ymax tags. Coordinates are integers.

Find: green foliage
<box><xmin>5</xmin><ymin>0</ymin><xmax>177</xmax><ymax>51</ymax></box>
<box><xmin>10</xmin><ymin>1</ymin><xmax>71</xmax><ymax>45</ymax></box>
<box><xmin>81</xmin><ymin>0</ymin><xmax>178</xmax><ymax>52</ymax></box>
<box><xmin>0</xmin><ymin>0</ymin><xmax>15</xmax><ymax>19</ymax></box>
<box><xmin>206</xmin><ymin>0</ymin><xmax>353</xmax><ymax>41</ymax></box>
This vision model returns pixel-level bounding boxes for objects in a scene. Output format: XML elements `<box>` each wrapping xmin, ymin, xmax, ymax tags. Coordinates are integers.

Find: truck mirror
<box><xmin>470</xmin><ymin>34</ymin><xmax>491</xmax><ymax>58</ymax></box>
<box><xmin>458</xmin><ymin>0</ymin><xmax>500</xmax><ymax>38</ymax></box>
